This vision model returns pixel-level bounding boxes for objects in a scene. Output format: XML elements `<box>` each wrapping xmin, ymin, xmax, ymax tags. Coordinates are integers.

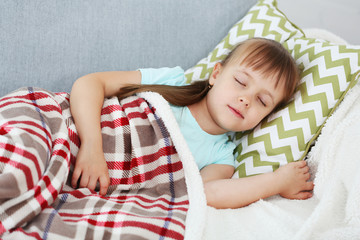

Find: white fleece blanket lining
<box><xmin>138</xmin><ymin>92</ymin><xmax>207</xmax><ymax>240</ymax></box>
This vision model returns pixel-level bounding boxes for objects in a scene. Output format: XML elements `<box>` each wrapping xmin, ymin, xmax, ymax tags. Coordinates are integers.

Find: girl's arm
<box><xmin>201</xmin><ymin>160</ymin><xmax>314</xmax><ymax>209</ymax></box>
<box><xmin>70</xmin><ymin>71</ymin><xmax>141</xmax><ymax>195</ymax></box>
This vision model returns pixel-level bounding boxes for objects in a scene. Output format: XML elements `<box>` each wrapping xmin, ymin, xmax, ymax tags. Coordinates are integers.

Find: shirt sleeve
<box><xmin>212</xmin><ymin>140</ymin><xmax>236</xmax><ymax>167</ymax></box>
<box><xmin>139</xmin><ymin>66</ymin><xmax>187</xmax><ymax>86</ymax></box>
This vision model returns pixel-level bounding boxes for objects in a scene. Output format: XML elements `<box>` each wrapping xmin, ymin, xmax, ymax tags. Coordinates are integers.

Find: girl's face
<box><xmin>205</xmin><ymin>61</ymin><xmax>285</xmax><ymax>134</ymax></box>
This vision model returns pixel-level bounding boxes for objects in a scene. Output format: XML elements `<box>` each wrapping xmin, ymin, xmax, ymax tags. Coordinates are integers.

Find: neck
<box><xmin>188</xmin><ymin>97</ymin><xmax>226</xmax><ymax>135</ymax></box>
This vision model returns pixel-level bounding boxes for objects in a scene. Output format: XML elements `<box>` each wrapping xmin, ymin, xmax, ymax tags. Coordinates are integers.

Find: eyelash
<box><xmin>236</xmin><ymin>78</ymin><xmax>267</xmax><ymax>107</ymax></box>
<box><xmin>258</xmin><ymin>97</ymin><xmax>266</xmax><ymax>107</ymax></box>
<box><xmin>235</xmin><ymin>78</ymin><xmax>246</xmax><ymax>87</ymax></box>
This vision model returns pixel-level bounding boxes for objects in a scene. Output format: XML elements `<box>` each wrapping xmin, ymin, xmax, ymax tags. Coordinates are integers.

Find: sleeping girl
<box><xmin>70</xmin><ymin>38</ymin><xmax>314</xmax><ymax>209</ymax></box>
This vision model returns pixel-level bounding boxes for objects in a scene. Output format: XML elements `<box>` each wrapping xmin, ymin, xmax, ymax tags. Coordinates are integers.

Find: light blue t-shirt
<box><xmin>139</xmin><ymin>67</ymin><xmax>235</xmax><ymax>170</ymax></box>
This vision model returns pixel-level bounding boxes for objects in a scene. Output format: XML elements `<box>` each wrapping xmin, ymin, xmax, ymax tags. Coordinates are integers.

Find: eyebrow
<box><xmin>241</xmin><ymin>69</ymin><xmax>275</xmax><ymax>105</ymax></box>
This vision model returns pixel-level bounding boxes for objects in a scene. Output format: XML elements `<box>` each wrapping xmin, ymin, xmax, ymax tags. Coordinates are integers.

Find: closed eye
<box><xmin>235</xmin><ymin>78</ymin><xmax>246</xmax><ymax>87</ymax></box>
<box><xmin>258</xmin><ymin>97</ymin><xmax>266</xmax><ymax>107</ymax></box>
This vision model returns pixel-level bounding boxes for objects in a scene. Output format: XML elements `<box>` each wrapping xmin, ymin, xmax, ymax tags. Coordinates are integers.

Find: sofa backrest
<box><xmin>0</xmin><ymin>0</ymin><xmax>256</xmax><ymax>96</ymax></box>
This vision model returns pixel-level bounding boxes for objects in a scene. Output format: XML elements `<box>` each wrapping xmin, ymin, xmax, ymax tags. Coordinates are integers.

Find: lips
<box><xmin>228</xmin><ymin>105</ymin><xmax>244</xmax><ymax>119</ymax></box>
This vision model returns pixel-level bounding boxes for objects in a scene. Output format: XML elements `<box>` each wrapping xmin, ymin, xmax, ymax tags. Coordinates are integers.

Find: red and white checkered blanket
<box><xmin>0</xmin><ymin>87</ymin><xmax>206</xmax><ymax>240</ymax></box>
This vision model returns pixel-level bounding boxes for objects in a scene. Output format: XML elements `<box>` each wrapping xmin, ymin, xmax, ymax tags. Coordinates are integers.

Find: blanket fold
<box><xmin>0</xmin><ymin>87</ymin><xmax>206</xmax><ymax>240</ymax></box>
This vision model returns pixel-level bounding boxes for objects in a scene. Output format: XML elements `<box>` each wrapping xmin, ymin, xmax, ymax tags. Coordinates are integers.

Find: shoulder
<box><xmin>212</xmin><ymin>135</ymin><xmax>236</xmax><ymax>166</ymax></box>
<box><xmin>139</xmin><ymin>66</ymin><xmax>186</xmax><ymax>86</ymax></box>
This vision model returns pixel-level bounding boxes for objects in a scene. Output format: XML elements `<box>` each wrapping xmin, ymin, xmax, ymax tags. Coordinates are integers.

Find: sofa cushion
<box><xmin>0</xmin><ymin>0</ymin><xmax>256</xmax><ymax>96</ymax></box>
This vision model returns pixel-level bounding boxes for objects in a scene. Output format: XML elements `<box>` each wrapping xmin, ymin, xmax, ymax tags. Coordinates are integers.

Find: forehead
<box><xmin>227</xmin><ymin>42</ymin><xmax>286</xmax><ymax>88</ymax></box>
<box><xmin>228</xmin><ymin>51</ymin><xmax>286</xmax><ymax>87</ymax></box>
<box><xmin>234</xmin><ymin>66</ymin><xmax>279</xmax><ymax>87</ymax></box>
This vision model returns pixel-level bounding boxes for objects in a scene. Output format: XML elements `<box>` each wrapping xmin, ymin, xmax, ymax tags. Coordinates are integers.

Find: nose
<box><xmin>239</xmin><ymin>97</ymin><xmax>250</xmax><ymax>107</ymax></box>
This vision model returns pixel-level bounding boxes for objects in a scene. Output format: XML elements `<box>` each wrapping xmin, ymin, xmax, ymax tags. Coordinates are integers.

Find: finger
<box><xmin>304</xmin><ymin>181</ymin><xmax>314</xmax><ymax>191</ymax></box>
<box><xmin>303</xmin><ymin>172</ymin><xmax>311</xmax><ymax>181</ymax></box>
<box><xmin>298</xmin><ymin>160</ymin><xmax>307</xmax><ymax>167</ymax></box>
<box><xmin>294</xmin><ymin>160</ymin><xmax>306</xmax><ymax>168</ymax></box>
<box><xmin>79</xmin><ymin>173</ymin><xmax>90</xmax><ymax>188</ymax></box>
<box><xmin>300</xmin><ymin>165</ymin><xmax>310</xmax><ymax>173</ymax></box>
<box><xmin>297</xmin><ymin>161</ymin><xmax>310</xmax><ymax>175</ymax></box>
<box><xmin>71</xmin><ymin>168</ymin><xmax>82</xmax><ymax>188</ymax></box>
<box><xmin>295</xmin><ymin>191</ymin><xmax>313</xmax><ymax>200</ymax></box>
<box><xmin>99</xmin><ymin>176</ymin><xmax>110</xmax><ymax>196</ymax></box>
<box><xmin>87</xmin><ymin>177</ymin><xmax>98</xmax><ymax>192</ymax></box>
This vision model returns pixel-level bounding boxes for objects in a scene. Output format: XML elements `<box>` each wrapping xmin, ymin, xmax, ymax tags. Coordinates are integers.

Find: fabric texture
<box><xmin>185</xmin><ymin>0</ymin><xmax>360</xmax><ymax>178</ymax></box>
<box><xmin>0</xmin><ymin>0</ymin><xmax>257</xmax><ymax>97</ymax></box>
<box><xmin>0</xmin><ymin>88</ymin><xmax>206</xmax><ymax>239</ymax></box>
<box><xmin>140</xmin><ymin>67</ymin><xmax>235</xmax><ymax>169</ymax></box>
<box><xmin>203</xmin><ymin>80</ymin><xmax>360</xmax><ymax>240</ymax></box>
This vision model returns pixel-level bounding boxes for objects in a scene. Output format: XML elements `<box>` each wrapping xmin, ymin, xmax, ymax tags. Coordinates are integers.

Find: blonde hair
<box><xmin>117</xmin><ymin>38</ymin><xmax>299</xmax><ymax>108</ymax></box>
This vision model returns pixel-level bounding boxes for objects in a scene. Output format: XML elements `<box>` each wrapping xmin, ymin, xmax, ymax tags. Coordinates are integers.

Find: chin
<box><xmin>221</xmin><ymin>123</ymin><xmax>244</xmax><ymax>133</ymax></box>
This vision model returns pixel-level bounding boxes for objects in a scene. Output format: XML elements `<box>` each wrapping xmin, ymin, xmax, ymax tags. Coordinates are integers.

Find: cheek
<box><xmin>248</xmin><ymin>118</ymin><xmax>262</xmax><ymax>129</ymax></box>
<box><xmin>208</xmin><ymin>86</ymin><xmax>226</xmax><ymax>104</ymax></box>
<box><xmin>205</xmin><ymin>91</ymin><xmax>218</xmax><ymax>113</ymax></box>
<box><xmin>249</xmin><ymin>109</ymin><xmax>271</xmax><ymax>127</ymax></box>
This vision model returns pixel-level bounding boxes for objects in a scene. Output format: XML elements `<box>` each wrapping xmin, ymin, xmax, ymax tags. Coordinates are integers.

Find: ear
<box><xmin>209</xmin><ymin>62</ymin><xmax>223</xmax><ymax>85</ymax></box>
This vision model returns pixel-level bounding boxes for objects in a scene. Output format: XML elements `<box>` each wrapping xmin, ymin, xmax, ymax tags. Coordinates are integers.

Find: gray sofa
<box><xmin>0</xmin><ymin>0</ymin><xmax>257</xmax><ymax>97</ymax></box>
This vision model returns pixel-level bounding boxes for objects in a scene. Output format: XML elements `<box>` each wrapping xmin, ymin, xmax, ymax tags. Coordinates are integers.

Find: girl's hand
<box><xmin>71</xmin><ymin>145</ymin><xmax>110</xmax><ymax>196</ymax></box>
<box><xmin>69</xmin><ymin>71</ymin><xmax>141</xmax><ymax>196</ymax></box>
<box><xmin>275</xmin><ymin>160</ymin><xmax>314</xmax><ymax>199</ymax></box>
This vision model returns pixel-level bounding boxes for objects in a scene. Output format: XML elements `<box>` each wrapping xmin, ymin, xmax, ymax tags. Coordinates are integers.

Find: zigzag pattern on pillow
<box><xmin>233</xmin><ymin>38</ymin><xmax>360</xmax><ymax>178</ymax></box>
<box><xmin>184</xmin><ymin>0</ymin><xmax>360</xmax><ymax>179</ymax></box>
<box><xmin>184</xmin><ymin>0</ymin><xmax>304</xmax><ymax>83</ymax></box>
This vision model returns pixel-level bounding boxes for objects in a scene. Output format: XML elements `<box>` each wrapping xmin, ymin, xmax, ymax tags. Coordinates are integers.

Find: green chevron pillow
<box><xmin>184</xmin><ymin>0</ymin><xmax>304</xmax><ymax>82</ymax></box>
<box><xmin>184</xmin><ymin>0</ymin><xmax>360</xmax><ymax>178</ymax></box>
<box><xmin>233</xmin><ymin>38</ymin><xmax>360</xmax><ymax>178</ymax></box>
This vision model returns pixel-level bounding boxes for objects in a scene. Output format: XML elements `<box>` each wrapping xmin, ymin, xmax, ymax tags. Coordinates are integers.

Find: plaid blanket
<box><xmin>0</xmin><ymin>87</ymin><xmax>206</xmax><ymax>240</ymax></box>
